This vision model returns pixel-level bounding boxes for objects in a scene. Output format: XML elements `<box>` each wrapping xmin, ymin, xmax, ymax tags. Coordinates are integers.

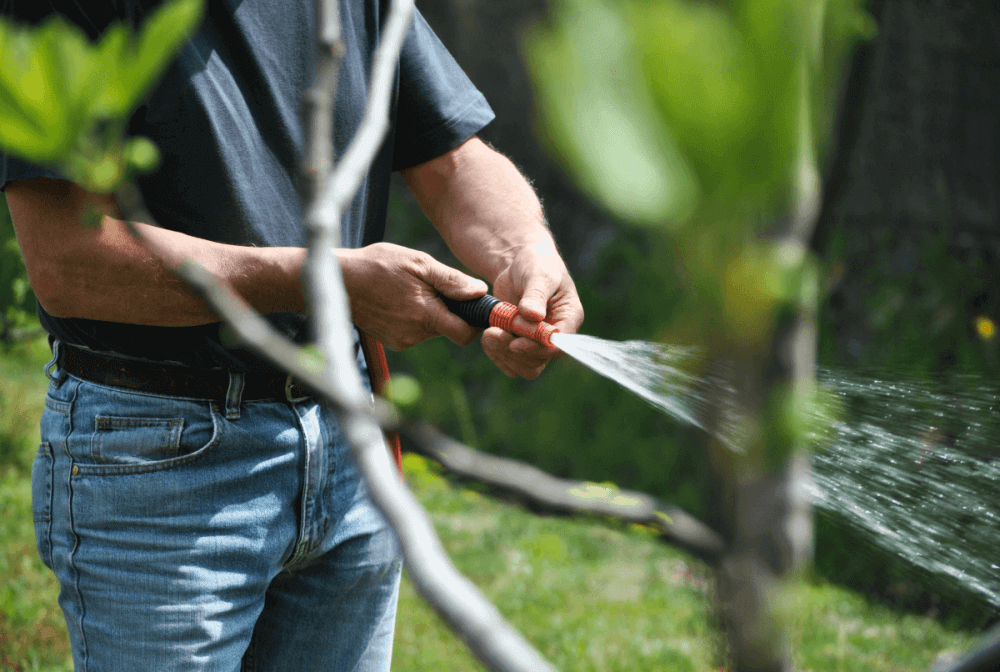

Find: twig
<box><xmin>0</xmin><ymin>319</ymin><xmax>46</xmax><ymax>345</ymax></box>
<box><xmin>301</xmin><ymin>0</ymin><xmax>414</xmax><ymax>372</ymax></box>
<box><xmin>404</xmin><ymin>423</ymin><xmax>725</xmax><ymax>565</ymax></box>
<box><xmin>297</xmin><ymin>0</ymin><xmax>553</xmax><ymax>667</ymax></box>
<box><xmin>157</xmin><ymin>251</ymin><xmax>556</xmax><ymax>671</ymax></box>
<box><xmin>301</xmin><ymin>0</ymin><xmax>351</xmax><ymax>370</ymax></box>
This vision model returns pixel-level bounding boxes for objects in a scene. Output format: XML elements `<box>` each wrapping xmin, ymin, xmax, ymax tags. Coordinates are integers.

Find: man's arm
<box><xmin>5</xmin><ymin>178</ymin><xmax>486</xmax><ymax>346</ymax></box>
<box><xmin>402</xmin><ymin>136</ymin><xmax>585</xmax><ymax>379</ymax></box>
<box><xmin>6</xmin><ymin>179</ymin><xmax>310</xmax><ymax>326</ymax></box>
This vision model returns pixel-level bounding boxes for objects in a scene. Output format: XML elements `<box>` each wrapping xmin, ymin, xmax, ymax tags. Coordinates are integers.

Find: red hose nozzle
<box><xmin>439</xmin><ymin>293</ymin><xmax>560</xmax><ymax>349</ymax></box>
<box><xmin>487</xmin><ymin>301</ymin><xmax>558</xmax><ymax>348</ymax></box>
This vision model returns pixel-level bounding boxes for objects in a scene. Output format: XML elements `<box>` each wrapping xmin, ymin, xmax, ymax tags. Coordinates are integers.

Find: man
<box><xmin>1</xmin><ymin>1</ymin><xmax>583</xmax><ymax>670</ymax></box>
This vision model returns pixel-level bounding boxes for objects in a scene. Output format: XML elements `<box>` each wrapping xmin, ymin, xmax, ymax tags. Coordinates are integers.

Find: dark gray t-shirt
<box><xmin>0</xmin><ymin>0</ymin><xmax>494</xmax><ymax>370</ymax></box>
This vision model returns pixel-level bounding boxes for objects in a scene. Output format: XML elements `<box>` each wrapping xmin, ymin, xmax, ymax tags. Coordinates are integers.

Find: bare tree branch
<box><xmin>301</xmin><ymin>0</ymin><xmax>344</xmax><ymax>202</ymax></box>
<box><xmin>404</xmin><ymin>423</ymin><xmax>725</xmax><ymax>565</ymax></box>
<box><xmin>121</xmin><ymin>0</ymin><xmax>557</xmax><ymax>668</ymax></box>
<box><xmin>0</xmin><ymin>318</ymin><xmax>46</xmax><ymax>345</ymax></box>
<box><xmin>294</xmin><ymin>0</ymin><xmax>555</xmax><ymax>665</ymax></box>
<box><xmin>301</xmin><ymin>0</ymin><xmax>358</xmax><ymax>382</ymax></box>
<box><xmin>301</xmin><ymin>0</ymin><xmax>415</xmax><ymax>378</ymax></box>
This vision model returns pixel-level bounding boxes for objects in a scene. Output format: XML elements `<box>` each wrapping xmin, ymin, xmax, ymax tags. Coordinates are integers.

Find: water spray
<box><xmin>440</xmin><ymin>293</ymin><xmax>559</xmax><ymax>349</ymax></box>
<box><xmin>443</xmin><ymin>292</ymin><xmax>1000</xmax><ymax>628</ymax></box>
<box><xmin>442</xmin><ymin>292</ymin><xmax>707</xmax><ymax>431</ymax></box>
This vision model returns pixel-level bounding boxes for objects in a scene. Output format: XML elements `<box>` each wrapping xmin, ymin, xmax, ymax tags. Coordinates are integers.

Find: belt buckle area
<box><xmin>285</xmin><ymin>374</ymin><xmax>312</xmax><ymax>403</ymax></box>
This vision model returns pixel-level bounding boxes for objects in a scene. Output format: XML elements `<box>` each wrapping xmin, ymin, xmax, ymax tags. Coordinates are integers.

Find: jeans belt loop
<box><xmin>45</xmin><ymin>340</ymin><xmax>66</xmax><ymax>387</ymax></box>
<box><xmin>285</xmin><ymin>374</ymin><xmax>311</xmax><ymax>403</ymax></box>
<box><xmin>225</xmin><ymin>371</ymin><xmax>245</xmax><ymax>420</ymax></box>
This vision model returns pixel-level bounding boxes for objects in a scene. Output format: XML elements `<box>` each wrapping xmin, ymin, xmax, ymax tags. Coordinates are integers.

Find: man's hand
<box><xmin>402</xmin><ymin>136</ymin><xmax>584</xmax><ymax>379</ymax></box>
<box><xmin>338</xmin><ymin>242</ymin><xmax>489</xmax><ymax>350</ymax></box>
<box><xmin>483</xmin><ymin>241</ymin><xmax>584</xmax><ymax>379</ymax></box>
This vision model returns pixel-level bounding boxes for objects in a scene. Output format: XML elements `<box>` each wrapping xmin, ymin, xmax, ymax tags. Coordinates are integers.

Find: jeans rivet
<box><xmin>71</xmin><ymin>465</ymin><xmax>79</xmax><ymax>476</ymax></box>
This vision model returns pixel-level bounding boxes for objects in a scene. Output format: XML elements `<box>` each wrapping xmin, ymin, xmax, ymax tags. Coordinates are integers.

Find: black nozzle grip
<box><xmin>439</xmin><ymin>293</ymin><xmax>501</xmax><ymax>329</ymax></box>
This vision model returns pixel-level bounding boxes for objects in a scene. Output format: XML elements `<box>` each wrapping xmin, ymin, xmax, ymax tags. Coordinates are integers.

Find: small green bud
<box><xmin>296</xmin><ymin>345</ymin><xmax>325</xmax><ymax>374</ymax></box>
<box><xmin>387</xmin><ymin>375</ymin><xmax>421</xmax><ymax>408</ymax></box>
<box><xmin>124</xmin><ymin>137</ymin><xmax>161</xmax><ymax>173</ymax></box>
<box><xmin>88</xmin><ymin>156</ymin><xmax>122</xmax><ymax>192</ymax></box>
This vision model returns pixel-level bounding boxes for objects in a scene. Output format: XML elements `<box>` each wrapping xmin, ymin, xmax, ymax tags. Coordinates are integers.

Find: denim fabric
<box><xmin>31</xmin><ymin>352</ymin><xmax>402</xmax><ymax>672</ymax></box>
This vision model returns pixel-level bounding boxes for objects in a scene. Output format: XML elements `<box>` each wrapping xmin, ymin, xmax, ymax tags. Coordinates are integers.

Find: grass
<box><xmin>0</xmin><ymin>339</ymin><xmax>983</xmax><ymax>671</ymax></box>
<box><xmin>1</xmin><ymin>337</ymin><xmax>73</xmax><ymax>672</ymax></box>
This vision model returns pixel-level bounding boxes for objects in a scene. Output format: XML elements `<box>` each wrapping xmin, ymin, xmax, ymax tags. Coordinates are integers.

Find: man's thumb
<box><xmin>518</xmin><ymin>279</ymin><xmax>551</xmax><ymax>322</ymax></box>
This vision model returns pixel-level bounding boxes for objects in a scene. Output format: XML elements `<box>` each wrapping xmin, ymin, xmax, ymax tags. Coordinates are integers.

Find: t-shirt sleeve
<box><xmin>391</xmin><ymin>9</ymin><xmax>495</xmax><ymax>171</ymax></box>
<box><xmin>0</xmin><ymin>155</ymin><xmax>62</xmax><ymax>191</ymax></box>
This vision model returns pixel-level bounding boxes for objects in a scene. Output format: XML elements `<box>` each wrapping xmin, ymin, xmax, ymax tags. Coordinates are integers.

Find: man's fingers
<box><xmin>482</xmin><ymin>327</ymin><xmax>553</xmax><ymax>379</ymax></box>
<box><xmin>481</xmin><ymin>328</ymin><xmax>517</xmax><ymax>377</ymax></box>
<box><xmin>424</xmin><ymin>257</ymin><xmax>488</xmax><ymax>300</ymax></box>
<box><xmin>425</xmin><ymin>299</ymin><xmax>481</xmax><ymax>346</ymax></box>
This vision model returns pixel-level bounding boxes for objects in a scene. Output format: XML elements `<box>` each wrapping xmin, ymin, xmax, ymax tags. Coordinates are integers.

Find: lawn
<box><xmin>0</xmin><ymin>339</ymin><xmax>981</xmax><ymax>671</ymax></box>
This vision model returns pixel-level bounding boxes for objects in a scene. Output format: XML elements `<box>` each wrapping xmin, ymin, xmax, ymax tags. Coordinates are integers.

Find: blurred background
<box><xmin>381</xmin><ymin>0</ymin><xmax>1000</xmax><ymax>630</ymax></box>
<box><xmin>1</xmin><ymin>0</ymin><xmax>998</xmax><ymax>668</ymax></box>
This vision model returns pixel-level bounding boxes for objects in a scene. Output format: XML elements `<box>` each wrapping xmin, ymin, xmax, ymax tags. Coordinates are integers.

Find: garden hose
<box><xmin>440</xmin><ymin>293</ymin><xmax>559</xmax><ymax>348</ymax></box>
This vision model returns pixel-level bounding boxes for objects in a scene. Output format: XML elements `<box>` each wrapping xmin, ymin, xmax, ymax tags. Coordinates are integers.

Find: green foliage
<box><xmin>386</xmin><ymin>374</ymin><xmax>422</xmax><ymax>409</ymax></box>
<box><xmin>0</xmin><ymin>0</ymin><xmax>202</xmax><ymax>191</ymax></box>
<box><xmin>0</xmin><ymin>0</ymin><xmax>204</xmax><ymax>361</ymax></box>
<box><xmin>0</xmin><ymin>196</ymin><xmax>38</xmax><ymax>345</ymax></box>
<box><xmin>522</xmin><ymin>1</ymin><xmax>696</xmax><ymax>226</ymax></box>
<box><xmin>525</xmin><ymin>0</ymin><xmax>875</xmax><ymax>467</ymax></box>
<box><xmin>527</xmin><ymin>0</ymin><xmax>875</xmax><ymax>231</ymax></box>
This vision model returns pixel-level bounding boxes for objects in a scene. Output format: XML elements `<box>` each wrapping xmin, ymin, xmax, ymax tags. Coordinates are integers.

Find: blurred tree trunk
<box><xmin>813</xmin><ymin>0</ymin><xmax>1000</xmax><ymax>371</ymax></box>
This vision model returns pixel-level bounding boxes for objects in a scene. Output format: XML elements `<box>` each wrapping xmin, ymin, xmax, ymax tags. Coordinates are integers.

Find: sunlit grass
<box><xmin>0</xmin><ymin>336</ymin><xmax>72</xmax><ymax>672</ymax></box>
<box><xmin>0</xmin><ymin>340</ymin><xmax>982</xmax><ymax>671</ymax></box>
<box><xmin>396</xmin><ymin>453</ymin><xmax>980</xmax><ymax>672</ymax></box>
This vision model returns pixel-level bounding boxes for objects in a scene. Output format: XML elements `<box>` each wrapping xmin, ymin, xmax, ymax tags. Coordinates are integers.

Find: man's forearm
<box><xmin>401</xmin><ymin>136</ymin><xmax>583</xmax><ymax>379</ymax></box>
<box><xmin>6</xmin><ymin>179</ymin><xmax>308</xmax><ymax>326</ymax></box>
<box><xmin>401</xmin><ymin>137</ymin><xmax>560</xmax><ymax>286</ymax></box>
<box><xmin>38</xmin><ymin>217</ymin><xmax>308</xmax><ymax>326</ymax></box>
<box><xmin>7</xmin><ymin>179</ymin><xmax>487</xmax><ymax>350</ymax></box>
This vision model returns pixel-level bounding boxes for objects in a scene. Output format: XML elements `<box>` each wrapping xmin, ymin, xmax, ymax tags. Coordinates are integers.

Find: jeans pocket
<box><xmin>31</xmin><ymin>442</ymin><xmax>54</xmax><ymax>568</ymax></box>
<box><xmin>76</xmin><ymin>401</ymin><xmax>223</xmax><ymax>476</ymax></box>
<box><xmin>92</xmin><ymin>416</ymin><xmax>185</xmax><ymax>465</ymax></box>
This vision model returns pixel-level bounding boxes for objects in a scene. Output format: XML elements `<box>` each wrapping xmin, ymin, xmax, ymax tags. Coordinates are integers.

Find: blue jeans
<box><xmin>31</xmin><ymin>347</ymin><xmax>402</xmax><ymax>671</ymax></box>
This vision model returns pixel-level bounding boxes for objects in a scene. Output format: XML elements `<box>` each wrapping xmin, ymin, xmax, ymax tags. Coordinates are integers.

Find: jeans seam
<box><xmin>64</xmin><ymin>390</ymin><xmax>90</xmax><ymax>672</ymax></box>
<box><xmin>242</xmin><ymin>629</ymin><xmax>256</xmax><ymax>672</ymax></box>
<box><xmin>284</xmin><ymin>404</ymin><xmax>316</xmax><ymax>569</ymax></box>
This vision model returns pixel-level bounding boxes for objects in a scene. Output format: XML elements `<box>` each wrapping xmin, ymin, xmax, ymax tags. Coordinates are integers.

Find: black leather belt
<box><xmin>58</xmin><ymin>345</ymin><xmax>313</xmax><ymax>402</ymax></box>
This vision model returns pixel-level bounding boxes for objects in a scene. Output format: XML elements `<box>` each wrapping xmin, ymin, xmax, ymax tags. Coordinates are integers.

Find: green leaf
<box><xmin>121</xmin><ymin>0</ymin><xmax>204</xmax><ymax>114</ymax></box>
<box><xmin>86</xmin><ymin>155</ymin><xmax>123</xmax><ymax>193</ymax></box>
<box><xmin>524</xmin><ymin>0</ymin><xmax>697</xmax><ymax>226</ymax></box>
<box><xmin>0</xmin><ymin>17</ymin><xmax>75</xmax><ymax>163</ymax></box>
<box><xmin>296</xmin><ymin>345</ymin><xmax>326</xmax><ymax>374</ymax></box>
<box><xmin>0</xmin><ymin>23</ymin><xmax>47</xmax><ymax>155</ymax></box>
<box><xmin>0</xmin><ymin>0</ymin><xmax>203</xmax><ymax>190</ymax></box>
<box><xmin>90</xmin><ymin>24</ymin><xmax>132</xmax><ymax>118</ymax></box>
